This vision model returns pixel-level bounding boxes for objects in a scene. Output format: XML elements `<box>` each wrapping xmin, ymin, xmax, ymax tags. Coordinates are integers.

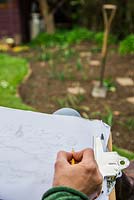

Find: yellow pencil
<box><xmin>71</xmin><ymin>148</ymin><xmax>75</xmax><ymax>165</ymax></box>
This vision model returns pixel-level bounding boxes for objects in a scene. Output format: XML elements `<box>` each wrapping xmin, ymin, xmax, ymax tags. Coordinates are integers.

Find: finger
<box><xmin>72</xmin><ymin>149</ymin><xmax>85</xmax><ymax>162</ymax></box>
<box><xmin>56</xmin><ymin>150</ymin><xmax>72</xmax><ymax>163</ymax></box>
<box><xmin>73</xmin><ymin>148</ymin><xmax>93</xmax><ymax>162</ymax></box>
<box><xmin>81</xmin><ymin>148</ymin><xmax>95</xmax><ymax>164</ymax></box>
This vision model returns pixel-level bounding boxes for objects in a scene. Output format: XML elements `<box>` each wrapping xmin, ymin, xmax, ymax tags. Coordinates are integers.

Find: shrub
<box><xmin>65</xmin><ymin>28</ymin><xmax>94</xmax><ymax>44</ymax></box>
<box><xmin>119</xmin><ymin>34</ymin><xmax>134</xmax><ymax>55</ymax></box>
<box><xmin>30</xmin><ymin>28</ymin><xmax>94</xmax><ymax>47</ymax></box>
<box><xmin>30</xmin><ymin>28</ymin><xmax>117</xmax><ymax>48</ymax></box>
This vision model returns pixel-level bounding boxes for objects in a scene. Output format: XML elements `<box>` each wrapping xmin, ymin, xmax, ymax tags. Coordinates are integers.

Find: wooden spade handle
<box><xmin>108</xmin><ymin>133</ymin><xmax>116</xmax><ymax>200</ymax></box>
<box><xmin>101</xmin><ymin>4</ymin><xmax>117</xmax><ymax>57</ymax></box>
<box><xmin>100</xmin><ymin>4</ymin><xmax>117</xmax><ymax>87</ymax></box>
<box><xmin>103</xmin><ymin>4</ymin><xmax>117</xmax><ymax>29</ymax></box>
<box><xmin>103</xmin><ymin>4</ymin><xmax>117</xmax><ymax>10</ymax></box>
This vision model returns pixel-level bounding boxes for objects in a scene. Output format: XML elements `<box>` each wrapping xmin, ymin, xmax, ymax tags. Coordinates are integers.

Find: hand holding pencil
<box><xmin>53</xmin><ymin>148</ymin><xmax>103</xmax><ymax>199</ymax></box>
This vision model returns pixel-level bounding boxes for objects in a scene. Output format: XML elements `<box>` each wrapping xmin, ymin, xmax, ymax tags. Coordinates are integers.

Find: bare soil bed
<box><xmin>19</xmin><ymin>42</ymin><xmax>134</xmax><ymax>151</ymax></box>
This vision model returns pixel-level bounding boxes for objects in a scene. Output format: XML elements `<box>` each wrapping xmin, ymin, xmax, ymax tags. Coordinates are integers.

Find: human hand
<box><xmin>53</xmin><ymin>148</ymin><xmax>103</xmax><ymax>199</ymax></box>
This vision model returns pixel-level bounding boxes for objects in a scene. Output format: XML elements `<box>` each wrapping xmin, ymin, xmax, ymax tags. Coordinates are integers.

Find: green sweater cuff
<box><xmin>42</xmin><ymin>186</ymin><xmax>89</xmax><ymax>200</ymax></box>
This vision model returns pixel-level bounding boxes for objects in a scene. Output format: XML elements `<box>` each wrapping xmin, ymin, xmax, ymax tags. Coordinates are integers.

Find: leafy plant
<box><xmin>39</xmin><ymin>52</ymin><xmax>52</xmax><ymax>61</ymax></box>
<box><xmin>119</xmin><ymin>34</ymin><xmax>134</xmax><ymax>55</ymax></box>
<box><xmin>76</xmin><ymin>58</ymin><xmax>83</xmax><ymax>71</ymax></box>
<box><xmin>90</xmin><ymin>109</ymin><xmax>113</xmax><ymax>126</ymax></box>
<box><xmin>102</xmin><ymin>108</ymin><xmax>113</xmax><ymax>126</ymax></box>
<box><xmin>90</xmin><ymin>111</ymin><xmax>101</xmax><ymax>118</ymax></box>
<box><xmin>67</xmin><ymin>68</ymin><xmax>75</xmax><ymax>80</ymax></box>
<box><xmin>57</xmin><ymin>71</ymin><xmax>65</xmax><ymax>81</ymax></box>
<box><xmin>48</xmin><ymin>62</ymin><xmax>57</xmax><ymax>79</ymax></box>
<box><xmin>103</xmin><ymin>79</ymin><xmax>116</xmax><ymax>92</ymax></box>
<box><xmin>119</xmin><ymin>117</ymin><xmax>134</xmax><ymax>131</ymax></box>
<box><xmin>56</xmin><ymin>94</ymin><xmax>85</xmax><ymax>109</ymax></box>
<box><xmin>63</xmin><ymin>49</ymin><xmax>75</xmax><ymax>59</ymax></box>
<box><xmin>90</xmin><ymin>47</ymin><xmax>101</xmax><ymax>53</ymax></box>
<box><xmin>48</xmin><ymin>68</ymin><xmax>66</xmax><ymax>81</ymax></box>
<box><xmin>30</xmin><ymin>28</ymin><xmax>95</xmax><ymax>47</ymax></box>
<box><xmin>82</xmin><ymin>112</ymin><xmax>89</xmax><ymax>119</ymax></box>
<box><xmin>125</xmin><ymin>118</ymin><xmax>134</xmax><ymax>131</ymax></box>
<box><xmin>77</xmin><ymin>94</ymin><xmax>85</xmax><ymax>103</ymax></box>
<box><xmin>65</xmin><ymin>28</ymin><xmax>94</xmax><ymax>44</ymax></box>
<box><xmin>82</xmin><ymin>72</ymin><xmax>88</xmax><ymax>81</ymax></box>
<box><xmin>56</xmin><ymin>98</ymin><xmax>68</xmax><ymax>108</ymax></box>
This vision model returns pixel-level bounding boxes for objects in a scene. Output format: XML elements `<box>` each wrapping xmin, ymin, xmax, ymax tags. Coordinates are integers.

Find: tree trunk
<box><xmin>39</xmin><ymin>0</ymin><xmax>55</xmax><ymax>34</ymax></box>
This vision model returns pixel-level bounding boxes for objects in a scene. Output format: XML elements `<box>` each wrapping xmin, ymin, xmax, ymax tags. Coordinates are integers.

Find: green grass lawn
<box><xmin>0</xmin><ymin>53</ymin><xmax>32</xmax><ymax>110</ymax></box>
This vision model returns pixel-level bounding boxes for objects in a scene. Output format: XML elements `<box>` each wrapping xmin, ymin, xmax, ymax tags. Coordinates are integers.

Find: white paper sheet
<box><xmin>0</xmin><ymin>106</ymin><xmax>110</xmax><ymax>200</ymax></box>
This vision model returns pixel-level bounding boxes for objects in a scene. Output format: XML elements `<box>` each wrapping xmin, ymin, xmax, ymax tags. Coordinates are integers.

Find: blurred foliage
<box><xmin>119</xmin><ymin>34</ymin><xmax>134</xmax><ymax>55</ymax></box>
<box><xmin>88</xmin><ymin>107</ymin><xmax>113</xmax><ymax>127</ymax></box>
<box><xmin>102</xmin><ymin>108</ymin><xmax>113</xmax><ymax>126</ymax></box>
<box><xmin>47</xmin><ymin>0</ymin><xmax>134</xmax><ymax>39</ymax></box>
<box><xmin>0</xmin><ymin>54</ymin><xmax>32</xmax><ymax>110</ymax></box>
<box><xmin>113</xmin><ymin>145</ymin><xmax>134</xmax><ymax>161</ymax></box>
<box><xmin>30</xmin><ymin>28</ymin><xmax>118</xmax><ymax>47</ymax></box>
<box><xmin>63</xmin><ymin>49</ymin><xmax>76</xmax><ymax>60</ymax></box>
<box><xmin>119</xmin><ymin>117</ymin><xmax>134</xmax><ymax>131</ymax></box>
<box><xmin>30</xmin><ymin>28</ymin><xmax>94</xmax><ymax>47</ymax></box>
<box><xmin>69</xmin><ymin>0</ymin><xmax>134</xmax><ymax>39</ymax></box>
<box><xmin>55</xmin><ymin>94</ymin><xmax>85</xmax><ymax>109</ymax></box>
<box><xmin>76</xmin><ymin>58</ymin><xmax>83</xmax><ymax>71</ymax></box>
<box><xmin>94</xmin><ymin>32</ymin><xmax>117</xmax><ymax>46</ymax></box>
<box><xmin>32</xmin><ymin>28</ymin><xmax>134</xmax><ymax>57</ymax></box>
<box><xmin>103</xmin><ymin>79</ymin><xmax>116</xmax><ymax>92</ymax></box>
<box><xmin>124</xmin><ymin>118</ymin><xmax>134</xmax><ymax>131</ymax></box>
<box><xmin>39</xmin><ymin>52</ymin><xmax>52</xmax><ymax>61</ymax></box>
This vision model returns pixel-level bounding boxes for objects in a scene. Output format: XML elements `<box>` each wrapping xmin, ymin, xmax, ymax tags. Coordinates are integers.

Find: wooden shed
<box><xmin>0</xmin><ymin>0</ymin><xmax>33</xmax><ymax>43</ymax></box>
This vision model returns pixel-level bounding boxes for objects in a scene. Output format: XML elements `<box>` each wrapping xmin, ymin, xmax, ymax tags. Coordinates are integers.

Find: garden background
<box><xmin>0</xmin><ymin>0</ymin><xmax>134</xmax><ymax>160</ymax></box>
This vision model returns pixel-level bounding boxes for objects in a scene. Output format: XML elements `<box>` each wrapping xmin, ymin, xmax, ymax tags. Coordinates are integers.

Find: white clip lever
<box><xmin>94</xmin><ymin>137</ymin><xmax>130</xmax><ymax>177</ymax></box>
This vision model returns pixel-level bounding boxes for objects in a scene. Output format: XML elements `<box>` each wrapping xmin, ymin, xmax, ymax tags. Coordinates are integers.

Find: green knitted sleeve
<box><xmin>42</xmin><ymin>186</ymin><xmax>89</xmax><ymax>200</ymax></box>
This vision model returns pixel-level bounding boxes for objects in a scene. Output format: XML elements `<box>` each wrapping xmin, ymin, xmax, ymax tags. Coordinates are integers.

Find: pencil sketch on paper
<box><xmin>0</xmin><ymin>107</ymin><xmax>110</xmax><ymax>200</ymax></box>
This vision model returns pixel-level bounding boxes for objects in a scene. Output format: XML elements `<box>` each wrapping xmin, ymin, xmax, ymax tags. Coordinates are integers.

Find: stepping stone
<box><xmin>40</xmin><ymin>62</ymin><xmax>46</xmax><ymax>67</ymax></box>
<box><xmin>80</xmin><ymin>52</ymin><xmax>92</xmax><ymax>58</ymax></box>
<box><xmin>115</xmin><ymin>132</ymin><xmax>120</xmax><ymax>137</ymax></box>
<box><xmin>116</xmin><ymin>77</ymin><xmax>134</xmax><ymax>86</ymax></box>
<box><xmin>126</xmin><ymin>97</ymin><xmax>134</xmax><ymax>104</ymax></box>
<box><xmin>89</xmin><ymin>60</ymin><xmax>100</xmax><ymax>67</ymax></box>
<box><xmin>113</xmin><ymin>111</ymin><xmax>120</xmax><ymax>116</ymax></box>
<box><xmin>67</xmin><ymin>86</ymin><xmax>86</xmax><ymax>95</ymax></box>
